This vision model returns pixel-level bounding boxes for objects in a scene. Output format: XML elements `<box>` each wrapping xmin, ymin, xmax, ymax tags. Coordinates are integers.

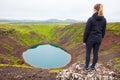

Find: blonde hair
<box><xmin>94</xmin><ymin>4</ymin><xmax>104</xmax><ymax>16</ymax></box>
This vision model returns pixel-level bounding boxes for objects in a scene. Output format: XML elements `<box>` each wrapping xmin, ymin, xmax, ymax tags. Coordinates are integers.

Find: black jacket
<box><xmin>83</xmin><ymin>12</ymin><xmax>106</xmax><ymax>43</ymax></box>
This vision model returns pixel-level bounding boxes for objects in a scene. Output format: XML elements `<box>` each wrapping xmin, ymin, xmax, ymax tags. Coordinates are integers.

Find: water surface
<box><xmin>23</xmin><ymin>44</ymin><xmax>71</xmax><ymax>68</ymax></box>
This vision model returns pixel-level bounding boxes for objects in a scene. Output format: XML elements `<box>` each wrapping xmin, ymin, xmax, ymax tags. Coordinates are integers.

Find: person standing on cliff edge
<box><xmin>83</xmin><ymin>3</ymin><xmax>106</xmax><ymax>70</ymax></box>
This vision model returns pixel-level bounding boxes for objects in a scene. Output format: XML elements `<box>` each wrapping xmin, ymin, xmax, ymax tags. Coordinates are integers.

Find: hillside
<box><xmin>0</xmin><ymin>22</ymin><xmax>120</xmax><ymax>79</ymax></box>
<box><xmin>53</xmin><ymin>23</ymin><xmax>120</xmax><ymax>64</ymax></box>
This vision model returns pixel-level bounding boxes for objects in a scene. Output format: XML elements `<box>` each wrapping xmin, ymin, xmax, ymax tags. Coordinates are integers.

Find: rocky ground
<box><xmin>56</xmin><ymin>61</ymin><xmax>120</xmax><ymax>80</ymax></box>
<box><xmin>0</xmin><ymin>66</ymin><xmax>57</xmax><ymax>80</ymax></box>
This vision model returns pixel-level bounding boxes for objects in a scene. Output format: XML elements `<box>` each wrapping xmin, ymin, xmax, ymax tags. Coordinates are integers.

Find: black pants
<box><xmin>85</xmin><ymin>40</ymin><xmax>101</xmax><ymax>68</ymax></box>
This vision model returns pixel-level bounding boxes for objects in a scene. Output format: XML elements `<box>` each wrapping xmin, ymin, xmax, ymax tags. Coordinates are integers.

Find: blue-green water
<box><xmin>23</xmin><ymin>44</ymin><xmax>71</xmax><ymax>69</ymax></box>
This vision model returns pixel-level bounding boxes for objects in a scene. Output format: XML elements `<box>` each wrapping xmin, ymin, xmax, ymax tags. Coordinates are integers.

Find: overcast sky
<box><xmin>0</xmin><ymin>0</ymin><xmax>120</xmax><ymax>21</ymax></box>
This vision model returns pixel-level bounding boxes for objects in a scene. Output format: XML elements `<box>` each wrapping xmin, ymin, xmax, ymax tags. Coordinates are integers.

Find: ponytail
<box><xmin>94</xmin><ymin>3</ymin><xmax>104</xmax><ymax>16</ymax></box>
<box><xmin>98</xmin><ymin>4</ymin><xmax>103</xmax><ymax>16</ymax></box>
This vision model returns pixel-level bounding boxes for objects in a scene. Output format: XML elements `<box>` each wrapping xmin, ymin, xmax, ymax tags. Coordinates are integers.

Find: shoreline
<box><xmin>21</xmin><ymin>43</ymin><xmax>74</xmax><ymax>69</ymax></box>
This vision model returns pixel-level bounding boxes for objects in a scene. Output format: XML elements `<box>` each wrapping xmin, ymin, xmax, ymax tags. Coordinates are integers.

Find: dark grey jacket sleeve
<box><xmin>102</xmin><ymin>19</ymin><xmax>106</xmax><ymax>38</ymax></box>
<box><xmin>83</xmin><ymin>18</ymin><xmax>92</xmax><ymax>43</ymax></box>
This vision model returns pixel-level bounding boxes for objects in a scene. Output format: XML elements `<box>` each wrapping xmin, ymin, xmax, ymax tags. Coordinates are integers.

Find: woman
<box><xmin>83</xmin><ymin>3</ymin><xmax>106</xmax><ymax>70</ymax></box>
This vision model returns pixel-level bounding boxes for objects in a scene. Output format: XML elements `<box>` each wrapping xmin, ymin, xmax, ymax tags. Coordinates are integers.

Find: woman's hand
<box><xmin>83</xmin><ymin>43</ymin><xmax>86</xmax><ymax>46</ymax></box>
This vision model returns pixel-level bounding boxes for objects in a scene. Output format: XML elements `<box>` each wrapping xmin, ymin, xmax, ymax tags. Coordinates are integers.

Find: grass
<box><xmin>0</xmin><ymin>22</ymin><xmax>10</xmax><ymax>24</ymax></box>
<box><xmin>49</xmin><ymin>68</ymin><xmax>64</xmax><ymax>73</ymax></box>
<box><xmin>2</xmin><ymin>43</ymin><xmax>14</xmax><ymax>54</ymax></box>
<box><xmin>115</xmin><ymin>58</ymin><xmax>120</xmax><ymax>63</ymax></box>
<box><xmin>0</xmin><ymin>23</ymin><xmax>67</xmax><ymax>46</ymax></box>
<box><xmin>114</xmin><ymin>58</ymin><xmax>120</xmax><ymax>71</ymax></box>
<box><xmin>107</xmin><ymin>22</ymin><xmax>120</xmax><ymax>35</ymax></box>
<box><xmin>0</xmin><ymin>53</ymin><xmax>6</xmax><ymax>58</ymax></box>
<box><xmin>0</xmin><ymin>64</ymin><xmax>32</xmax><ymax>68</ymax></box>
<box><xmin>115</xmin><ymin>64</ymin><xmax>120</xmax><ymax>71</ymax></box>
<box><xmin>53</xmin><ymin>23</ymin><xmax>85</xmax><ymax>47</ymax></box>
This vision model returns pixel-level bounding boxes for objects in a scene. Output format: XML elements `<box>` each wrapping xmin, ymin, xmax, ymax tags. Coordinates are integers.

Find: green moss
<box><xmin>12</xmin><ymin>64</ymin><xmax>32</xmax><ymax>68</ymax></box>
<box><xmin>111</xmin><ymin>46</ymin><xmax>119</xmax><ymax>49</ymax></box>
<box><xmin>0</xmin><ymin>64</ymin><xmax>9</xmax><ymax>66</ymax></box>
<box><xmin>53</xmin><ymin>23</ymin><xmax>85</xmax><ymax>47</ymax></box>
<box><xmin>107</xmin><ymin>23</ymin><xmax>120</xmax><ymax>35</ymax></box>
<box><xmin>49</xmin><ymin>68</ymin><xmax>64</xmax><ymax>73</ymax></box>
<box><xmin>115</xmin><ymin>58</ymin><xmax>120</xmax><ymax>63</ymax></box>
<box><xmin>2</xmin><ymin>44</ymin><xmax>14</xmax><ymax>54</ymax></box>
<box><xmin>115</xmin><ymin>64</ymin><xmax>120</xmax><ymax>71</ymax></box>
<box><xmin>9</xmin><ymin>56</ymin><xmax>17</xmax><ymax>62</ymax></box>
<box><xmin>14</xmin><ymin>59</ymin><xmax>24</xmax><ymax>65</ymax></box>
<box><xmin>0</xmin><ymin>64</ymin><xmax>32</xmax><ymax>68</ymax></box>
<box><xmin>0</xmin><ymin>53</ymin><xmax>6</xmax><ymax>58</ymax></box>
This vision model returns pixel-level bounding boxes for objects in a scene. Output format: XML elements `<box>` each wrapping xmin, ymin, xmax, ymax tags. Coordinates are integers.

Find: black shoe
<box><xmin>91</xmin><ymin>68</ymin><xmax>95</xmax><ymax>70</ymax></box>
<box><xmin>83</xmin><ymin>66</ymin><xmax>89</xmax><ymax>70</ymax></box>
<box><xmin>84</xmin><ymin>67</ymin><xmax>89</xmax><ymax>70</ymax></box>
<box><xmin>90</xmin><ymin>65</ymin><xmax>95</xmax><ymax>70</ymax></box>
<box><xmin>90</xmin><ymin>67</ymin><xmax>95</xmax><ymax>70</ymax></box>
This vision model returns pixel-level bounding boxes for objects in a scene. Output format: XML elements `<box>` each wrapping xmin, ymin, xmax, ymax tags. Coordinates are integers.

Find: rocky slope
<box><xmin>56</xmin><ymin>61</ymin><xmax>120</xmax><ymax>80</ymax></box>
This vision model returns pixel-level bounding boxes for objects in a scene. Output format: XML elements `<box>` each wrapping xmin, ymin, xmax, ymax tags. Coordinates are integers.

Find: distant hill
<box><xmin>0</xmin><ymin>19</ymin><xmax>79</xmax><ymax>23</ymax></box>
<box><xmin>45</xmin><ymin>19</ymin><xmax>78</xmax><ymax>23</ymax></box>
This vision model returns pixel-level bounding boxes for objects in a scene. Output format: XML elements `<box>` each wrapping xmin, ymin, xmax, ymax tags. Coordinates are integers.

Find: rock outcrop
<box><xmin>56</xmin><ymin>61</ymin><xmax>120</xmax><ymax>80</ymax></box>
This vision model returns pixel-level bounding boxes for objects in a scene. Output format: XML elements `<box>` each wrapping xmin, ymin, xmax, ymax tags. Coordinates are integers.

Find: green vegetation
<box><xmin>115</xmin><ymin>58</ymin><xmax>120</xmax><ymax>63</ymax></box>
<box><xmin>49</xmin><ymin>68</ymin><xmax>64</xmax><ymax>73</ymax></box>
<box><xmin>2</xmin><ymin>43</ymin><xmax>14</xmax><ymax>54</ymax></box>
<box><xmin>53</xmin><ymin>23</ymin><xmax>85</xmax><ymax>47</ymax></box>
<box><xmin>114</xmin><ymin>58</ymin><xmax>120</xmax><ymax>71</ymax></box>
<box><xmin>0</xmin><ymin>22</ymin><xmax>120</xmax><ymax>69</ymax></box>
<box><xmin>107</xmin><ymin>22</ymin><xmax>120</xmax><ymax>35</ymax></box>
<box><xmin>0</xmin><ymin>22</ymin><xmax>10</xmax><ymax>24</ymax></box>
<box><xmin>0</xmin><ymin>64</ymin><xmax>32</xmax><ymax>68</ymax></box>
<box><xmin>115</xmin><ymin>64</ymin><xmax>120</xmax><ymax>71</ymax></box>
<box><xmin>0</xmin><ymin>24</ymin><xmax>67</xmax><ymax>46</ymax></box>
<box><xmin>0</xmin><ymin>53</ymin><xmax>6</xmax><ymax>58</ymax></box>
<box><xmin>14</xmin><ymin>59</ymin><xmax>24</xmax><ymax>65</ymax></box>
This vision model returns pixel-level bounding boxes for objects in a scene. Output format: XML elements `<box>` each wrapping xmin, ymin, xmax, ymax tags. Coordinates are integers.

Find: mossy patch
<box><xmin>49</xmin><ymin>68</ymin><xmax>64</xmax><ymax>73</ymax></box>
<box><xmin>1</xmin><ymin>44</ymin><xmax>14</xmax><ymax>54</ymax></box>
<box><xmin>0</xmin><ymin>64</ymin><xmax>32</xmax><ymax>68</ymax></box>
<box><xmin>107</xmin><ymin>23</ymin><xmax>120</xmax><ymax>35</ymax></box>
<box><xmin>115</xmin><ymin>58</ymin><xmax>120</xmax><ymax>63</ymax></box>
<box><xmin>115</xmin><ymin>64</ymin><xmax>120</xmax><ymax>71</ymax></box>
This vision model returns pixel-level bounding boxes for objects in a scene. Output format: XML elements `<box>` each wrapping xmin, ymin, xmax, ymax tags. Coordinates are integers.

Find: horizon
<box><xmin>0</xmin><ymin>0</ymin><xmax>120</xmax><ymax>22</ymax></box>
<box><xmin>0</xmin><ymin>18</ymin><xmax>119</xmax><ymax>22</ymax></box>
